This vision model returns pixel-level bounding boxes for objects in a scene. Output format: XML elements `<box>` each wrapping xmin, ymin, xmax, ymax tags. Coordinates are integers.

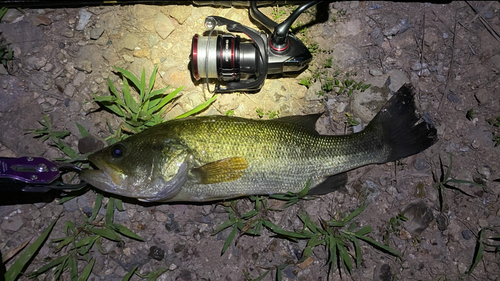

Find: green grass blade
<box><xmin>112</xmin><ymin>223</ymin><xmax>144</xmax><ymax>241</ymax></box>
<box><xmin>121</xmin><ymin>76</ymin><xmax>138</xmax><ymax>115</ymax></box>
<box><xmin>115</xmin><ymin>198</ymin><xmax>125</xmax><ymax>211</ymax></box>
<box><xmin>352</xmin><ymin>236</ymin><xmax>362</xmax><ymax>268</ymax></box>
<box><xmin>90</xmin><ymin>193</ymin><xmax>103</xmax><ymax>223</ymax></box>
<box><xmin>68</xmin><ymin>256</ymin><xmax>78</xmax><ymax>281</ymax></box>
<box><xmin>90</xmin><ymin>228</ymin><xmax>121</xmax><ymax>241</ymax></box>
<box><xmin>106</xmin><ymin>197</ymin><xmax>115</xmax><ymax>227</ymax></box>
<box><xmin>149</xmin><ymin>86</ymin><xmax>182</xmax><ymax>114</ymax></box>
<box><xmin>355</xmin><ymin>234</ymin><xmax>401</xmax><ymax>257</ymax></box>
<box><xmin>107</xmin><ymin>77</ymin><xmax>120</xmax><ymax>98</ymax></box>
<box><xmin>147</xmin><ymin>65</ymin><xmax>158</xmax><ymax>99</ymax></box>
<box><xmin>27</xmin><ymin>256</ymin><xmax>67</xmax><ymax>278</ymax></box>
<box><xmin>140</xmin><ymin>68</ymin><xmax>146</xmax><ymax>101</ymax></box>
<box><xmin>337</xmin><ymin>239</ymin><xmax>352</xmax><ymax>274</ymax></box>
<box><xmin>262</xmin><ymin>220</ymin><xmax>311</xmax><ymax>239</ymax></box>
<box><xmin>76</xmin><ymin>123</ymin><xmax>89</xmax><ymax>138</ymax></box>
<box><xmin>222</xmin><ymin>226</ymin><xmax>238</xmax><ymax>255</ymax></box>
<box><xmin>175</xmin><ymin>94</ymin><xmax>218</xmax><ymax>119</ymax></box>
<box><xmin>75</xmin><ymin>236</ymin><xmax>98</xmax><ymax>249</ymax></box>
<box><xmin>114</xmin><ymin>67</ymin><xmax>141</xmax><ymax>90</ymax></box>
<box><xmin>78</xmin><ymin>258</ymin><xmax>95</xmax><ymax>281</ymax></box>
<box><xmin>213</xmin><ymin>219</ymin><xmax>238</xmax><ymax>235</ymax></box>
<box><xmin>467</xmin><ymin>229</ymin><xmax>485</xmax><ymax>274</ymax></box>
<box><xmin>121</xmin><ymin>265</ymin><xmax>139</xmax><ymax>281</ymax></box>
<box><xmin>343</xmin><ymin>205</ymin><xmax>366</xmax><ymax>223</ymax></box>
<box><xmin>5</xmin><ymin>216</ymin><xmax>59</xmax><ymax>281</ymax></box>
<box><xmin>137</xmin><ymin>267</ymin><xmax>169</xmax><ymax>281</ymax></box>
<box><xmin>354</xmin><ymin>225</ymin><xmax>372</xmax><ymax>236</ymax></box>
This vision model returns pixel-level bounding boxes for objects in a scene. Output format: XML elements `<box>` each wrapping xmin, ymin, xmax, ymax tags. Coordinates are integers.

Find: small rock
<box><xmin>26</xmin><ymin>56</ymin><xmax>47</xmax><ymax>70</ymax></box>
<box><xmin>165</xmin><ymin>218</ymin><xmax>181</xmax><ymax>233</ymax></box>
<box><xmin>413</xmin><ymin>182</ymin><xmax>426</xmax><ymax>198</ymax></box>
<box><xmin>477</xmin><ymin>166</ymin><xmax>491</xmax><ymax>181</ymax></box>
<box><xmin>487</xmin><ymin>216</ymin><xmax>500</xmax><ymax>227</ymax></box>
<box><xmin>461</xmin><ymin>229</ymin><xmax>473</xmax><ymax>240</ymax></box>
<box><xmin>1</xmin><ymin>9</ymin><xmax>23</xmax><ymax>23</ymax></box>
<box><xmin>410</xmin><ymin>61</ymin><xmax>422</xmax><ymax>71</ymax></box>
<box><xmin>63</xmin><ymin>84</ymin><xmax>76</xmax><ymax>97</ymax></box>
<box><xmin>33</xmin><ymin>15</ymin><xmax>52</xmax><ymax>26</ymax></box>
<box><xmin>329</xmin><ymin>43</ymin><xmax>365</xmax><ymax>68</ymax></box>
<box><xmin>170</xmin><ymin>6</ymin><xmax>192</xmax><ymax>24</ymax></box>
<box><xmin>478</xmin><ymin>218</ymin><xmax>488</xmax><ymax>228</ymax></box>
<box><xmin>0</xmin><ymin>64</ymin><xmax>8</xmax><ymax>75</ymax></box>
<box><xmin>304</xmin><ymin>81</ymin><xmax>323</xmax><ymax>102</ymax></box>
<box><xmin>436</xmin><ymin>213</ymin><xmax>448</xmax><ymax>231</ymax></box>
<box><xmin>63</xmin><ymin>198</ymin><xmax>79</xmax><ymax>212</ymax></box>
<box><xmin>73</xmin><ymin>72</ymin><xmax>86</xmax><ymax>87</ymax></box>
<box><xmin>399</xmin><ymin>229</ymin><xmax>412</xmax><ymax>240</ymax></box>
<box><xmin>402</xmin><ymin>200</ymin><xmax>434</xmax><ymax>235</ymax></box>
<box><xmin>474</xmin><ymin>89</ymin><xmax>489</xmax><ymax>105</ymax></box>
<box><xmin>0</xmin><ymin>215</ymin><xmax>24</xmax><ymax>232</ymax></box>
<box><xmin>335</xmin><ymin>102</ymin><xmax>346</xmax><ymax>113</ymax></box>
<box><xmin>62</xmin><ymin>28</ymin><xmax>75</xmax><ymax>38</ymax></box>
<box><xmin>147</xmin><ymin>34</ymin><xmax>160</xmax><ymax>48</ymax></box>
<box><xmin>436</xmin><ymin>75</ymin><xmax>446</xmax><ymax>83</ymax></box>
<box><xmin>447</xmin><ymin>93</ymin><xmax>460</xmax><ymax>103</ymax></box>
<box><xmin>90</xmin><ymin>27</ymin><xmax>105</xmax><ymax>40</ymax></box>
<box><xmin>383</xmin><ymin>18</ymin><xmax>411</xmax><ymax>36</ymax></box>
<box><xmin>119</xmin><ymin>33</ymin><xmax>139</xmax><ymax>51</ymax></box>
<box><xmin>69</xmin><ymin>100</ymin><xmax>81</xmax><ymax>112</ymax></box>
<box><xmin>414</xmin><ymin>158</ymin><xmax>430</xmax><ymax>171</ymax></box>
<box><xmin>154</xmin><ymin>12</ymin><xmax>175</xmax><ymax>40</ymax></box>
<box><xmin>374</xmin><ymin>263</ymin><xmax>392</xmax><ymax>281</ymax></box>
<box><xmin>76</xmin><ymin>9</ymin><xmax>92</xmax><ymax>31</ymax></box>
<box><xmin>471</xmin><ymin>139</ymin><xmax>480</xmax><ymax>149</ymax></box>
<box><xmin>74</xmin><ymin>60</ymin><xmax>92</xmax><ymax>73</ymax></box>
<box><xmin>370</xmin><ymin>68</ymin><xmax>383</xmax><ymax>76</ymax></box>
<box><xmin>148</xmin><ymin>246</ymin><xmax>165</xmax><ymax>261</ymax></box>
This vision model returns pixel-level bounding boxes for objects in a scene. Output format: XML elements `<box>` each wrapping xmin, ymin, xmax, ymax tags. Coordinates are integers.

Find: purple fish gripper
<box><xmin>0</xmin><ymin>157</ymin><xmax>60</xmax><ymax>184</ymax></box>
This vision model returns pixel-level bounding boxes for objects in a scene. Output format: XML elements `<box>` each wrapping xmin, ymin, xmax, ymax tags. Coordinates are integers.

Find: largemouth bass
<box><xmin>79</xmin><ymin>84</ymin><xmax>437</xmax><ymax>202</ymax></box>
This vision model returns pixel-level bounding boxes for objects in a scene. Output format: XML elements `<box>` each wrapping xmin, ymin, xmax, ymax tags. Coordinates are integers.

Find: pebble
<box><xmin>436</xmin><ymin>213</ymin><xmax>448</xmax><ymax>231</ymax></box>
<box><xmin>474</xmin><ymin>89</ymin><xmax>489</xmax><ymax>105</ymax></box>
<box><xmin>76</xmin><ymin>9</ymin><xmax>92</xmax><ymax>31</ymax></box>
<box><xmin>369</xmin><ymin>68</ymin><xmax>383</xmax><ymax>76</ymax></box>
<box><xmin>73</xmin><ymin>72</ymin><xmax>86</xmax><ymax>86</ymax></box>
<box><xmin>90</xmin><ymin>27</ymin><xmax>104</xmax><ymax>40</ymax></box>
<box><xmin>0</xmin><ymin>215</ymin><xmax>24</xmax><ymax>232</ymax></box>
<box><xmin>478</xmin><ymin>218</ymin><xmax>488</xmax><ymax>228</ymax></box>
<box><xmin>33</xmin><ymin>15</ymin><xmax>52</xmax><ymax>26</ymax></box>
<box><xmin>461</xmin><ymin>229</ymin><xmax>473</xmax><ymax>240</ymax></box>
<box><xmin>402</xmin><ymin>201</ymin><xmax>434</xmax><ymax>235</ymax></box>
<box><xmin>447</xmin><ymin>93</ymin><xmax>460</xmax><ymax>103</ymax></box>
<box><xmin>63</xmin><ymin>198</ymin><xmax>79</xmax><ymax>212</ymax></box>
<box><xmin>154</xmin><ymin>12</ymin><xmax>175</xmax><ymax>40</ymax></box>
<box><xmin>414</xmin><ymin>158</ymin><xmax>430</xmax><ymax>171</ymax></box>
<box><xmin>148</xmin><ymin>246</ymin><xmax>165</xmax><ymax>261</ymax></box>
<box><xmin>63</xmin><ymin>84</ymin><xmax>76</xmax><ymax>97</ymax></box>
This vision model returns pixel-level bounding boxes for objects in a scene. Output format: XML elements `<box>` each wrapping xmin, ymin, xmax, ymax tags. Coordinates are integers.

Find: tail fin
<box><xmin>366</xmin><ymin>83</ymin><xmax>438</xmax><ymax>163</ymax></box>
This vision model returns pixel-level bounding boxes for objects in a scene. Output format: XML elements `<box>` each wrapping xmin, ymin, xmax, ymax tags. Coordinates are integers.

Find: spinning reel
<box><xmin>190</xmin><ymin>1</ymin><xmax>320</xmax><ymax>92</ymax></box>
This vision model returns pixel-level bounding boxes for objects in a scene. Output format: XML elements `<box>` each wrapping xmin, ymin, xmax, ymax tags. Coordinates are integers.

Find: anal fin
<box><xmin>307</xmin><ymin>172</ymin><xmax>348</xmax><ymax>195</ymax></box>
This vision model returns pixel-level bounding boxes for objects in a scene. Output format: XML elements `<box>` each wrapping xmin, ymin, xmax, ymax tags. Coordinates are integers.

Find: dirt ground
<box><xmin>1</xmin><ymin>1</ymin><xmax>500</xmax><ymax>280</ymax></box>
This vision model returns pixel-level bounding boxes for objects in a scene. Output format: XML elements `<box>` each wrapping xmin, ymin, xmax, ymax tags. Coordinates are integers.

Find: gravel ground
<box><xmin>1</xmin><ymin>1</ymin><xmax>500</xmax><ymax>280</ymax></box>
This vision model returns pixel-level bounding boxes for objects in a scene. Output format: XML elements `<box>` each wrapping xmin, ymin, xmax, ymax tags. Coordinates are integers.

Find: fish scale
<box><xmin>79</xmin><ymin>84</ymin><xmax>437</xmax><ymax>202</ymax></box>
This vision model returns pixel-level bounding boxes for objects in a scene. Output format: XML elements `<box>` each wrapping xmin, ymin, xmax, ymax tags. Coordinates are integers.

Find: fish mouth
<box><xmin>79</xmin><ymin>156</ymin><xmax>125</xmax><ymax>194</ymax></box>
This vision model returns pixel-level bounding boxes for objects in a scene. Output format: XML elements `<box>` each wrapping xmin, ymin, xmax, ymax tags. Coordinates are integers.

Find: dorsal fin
<box><xmin>270</xmin><ymin>113</ymin><xmax>323</xmax><ymax>134</ymax></box>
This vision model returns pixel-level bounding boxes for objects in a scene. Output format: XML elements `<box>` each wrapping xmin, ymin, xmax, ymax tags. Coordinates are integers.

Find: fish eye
<box><xmin>111</xmin><ymin>144</ymin><xmax>126</xmax><ymax>158</ymax></box>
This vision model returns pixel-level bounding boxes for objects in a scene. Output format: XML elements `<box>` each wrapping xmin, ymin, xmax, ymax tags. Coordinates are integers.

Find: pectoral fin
<box><xmin>193</xmin><ymin>157</ymin><xmax>248</xmax><ymax>184</ymax></box>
